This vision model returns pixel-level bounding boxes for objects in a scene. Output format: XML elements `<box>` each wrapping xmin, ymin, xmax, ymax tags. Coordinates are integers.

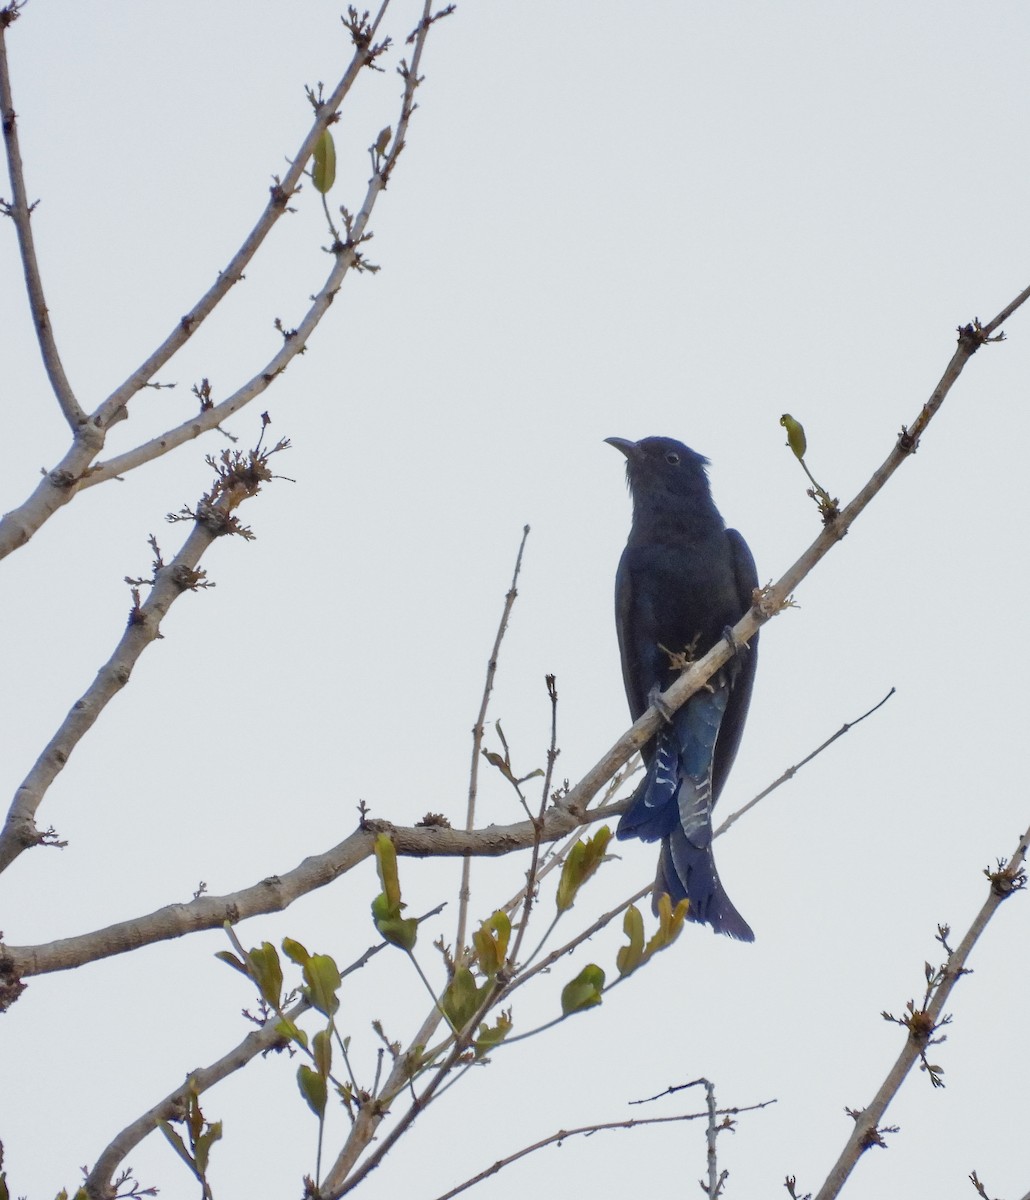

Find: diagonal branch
<box><xmin>812</xmin><ymin>821</ymin><xmax>1030</xmax><ymax>1200</ymax></box>
<box><xmin>80</xmin><ymin>0</ymin><xmax>448</xmax><ymax>491</ymax></box>
<box><xmin>560</xmin><ymin>306</ymin><xmax>1028</xmax><ymax>825</ymax></box>
<box><xmin>0</xmin><ymin>12</ymin><xmax>85</xmax><ymax>428</ymax></box>
<box><xmin>5</xmin><ymin>291</ymin><xmax>1029</xmax><ymax>984</ymax></box>
<box><xmin>89</xmin><ymin>0</ymin><xmax>393</xmax><ymax>434</ymax></box>
<box><xmin>429</xmin><ymin>1100</ymin><xmax>778</xmax><ymax>1200</ymax></box>
<box><xmin>0</xmin><ymin>1</ymin><xmax>411</xmax><ymax>560</ymax></box>
<box><xmin>454</xmin><ymin>524</ymin><xmax>530</xmax><ymax>955</ymax></box>
<box><xmin>0</xmin><ymin>445</ymin><xmax>282</xmax><ymax>875</ymax></box>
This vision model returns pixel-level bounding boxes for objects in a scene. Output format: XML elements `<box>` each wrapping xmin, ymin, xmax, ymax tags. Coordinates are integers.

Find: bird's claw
<box><xmin>647</xmin><ymin>683</ymin><xmax>675</xmax><ymax>725</ymax></box>
<box><xmin>723</xmin><ymin>625</ymin><xmax>748</xmax><ymax>658</ymax></box>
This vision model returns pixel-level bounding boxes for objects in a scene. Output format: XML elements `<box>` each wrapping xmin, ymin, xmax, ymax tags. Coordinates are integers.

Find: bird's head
<box><xmin>605</xmin><ymin>436</ymin><xmax>711</xmax><ymax>504</ymax></box>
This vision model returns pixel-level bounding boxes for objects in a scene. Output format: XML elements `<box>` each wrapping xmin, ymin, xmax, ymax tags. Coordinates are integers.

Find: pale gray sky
<box><xmin>2</xmin><ymin>3</ymin><xmax>1029</xmax><ymax>1199</ymax></box>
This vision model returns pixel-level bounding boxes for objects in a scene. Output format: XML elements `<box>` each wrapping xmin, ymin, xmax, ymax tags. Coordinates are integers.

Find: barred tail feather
<box><xmin>655</xmin><ymin>829</ymin><xmax>754</xmax><ymax>942</ymax></box>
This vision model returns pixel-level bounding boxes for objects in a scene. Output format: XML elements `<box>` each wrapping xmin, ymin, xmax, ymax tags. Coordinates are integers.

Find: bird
<box><xmin>606</xmin><ymin>435</ymin><xmax>758</xmax><ymax>941</ymax></box>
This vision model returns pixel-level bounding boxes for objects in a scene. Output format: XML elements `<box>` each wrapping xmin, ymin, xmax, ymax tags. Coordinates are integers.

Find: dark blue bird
<box><xmin>607</xmin><ymin>436</ymin><xmax>758</xmax><ymax>941</ymax></box>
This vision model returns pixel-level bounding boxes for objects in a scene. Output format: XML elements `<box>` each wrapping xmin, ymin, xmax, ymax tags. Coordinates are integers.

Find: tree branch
<box><xmin>80</xmin><ymin>0</ymin><xmax>446</xmax><ymax>491</ymax></box>
<box><xmin>455</xmin><ymin>524</ymin><xmax>530</xmax><ymax>954</ymax></box>
<box><xmin>0</xmin><ymin>11</ymin><xmax>86</xmax><ymax>428</ymax></box>
<box><xmin>812</xmin><ymin>822</ymin><xmax>1030</xmax><ymax>1200</ymax></box>
<box><xmin>5</xmin><ymin>291</ymin><xmax>1028</xmax><ymax>982</ymax></box>
<box><xmin>714</xmin><ymin>687</ymin><xmax>896</xmax><ymax>838</ymax></box>
<box><xmin>0</xmin><ymin>1</ymin><xmax>402</xmax><ymax>560</ymax></box>
<box><xmin>0</xmin><ymin>442</ymin><xmax>284</xmax><ymax>875</ymax></box>
<box><xmin>429</xmin><ymin>1100</ymin><xmax>777</xmax><ymax>1200</ymax></box>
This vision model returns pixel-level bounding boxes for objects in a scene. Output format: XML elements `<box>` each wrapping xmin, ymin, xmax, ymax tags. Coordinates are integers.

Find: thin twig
<box><xmin>455</xmin><ymin>525</ymin><xmax>530</xmax><ymax>955</ymax></box>
<box><xmin>0</xmin><ymin>17</ymin><xmax>85</xmax><ymax>428</ymax></box>
<box><xmin>715</xmin><ymin>688</ymin><xmax>895</xmax><ymax>837</ymax></box>
<box><xmin>507</xmin><ymin>673</ymin><xmax>559</xmax><ymax>968</ymax></box>
<box><xmin>80</xmin><ymin>901</ymin><xmax>444</xmax><ymax>1196</ymax></box>
<box><xmin>0</xmin><ymin>513</ymin><xmax>222</xmax><ymax>873</ymax></box>
<box><xmin>428</xmin><ymin>1101</ymin><xmax>777</xmax><ymax>1200</ymax></box>
<box><xmin>90</xmin><ymin>0</ymin><xmax>393</xmax><ymax>434</ymax></box>
<box><xmin>558</xmin><ymin>302</ymin><xmax>1030</xmax><ymax>832</ymax></box>
<box><xmin>0</xmin><ymin>1</ymin><xmax>402</xmax><ymax>559</ymax></box>
<box><xmin>813</xmin><ymin>820</ymin><xmax>1030</xmax><ymax>1200</ymax></box>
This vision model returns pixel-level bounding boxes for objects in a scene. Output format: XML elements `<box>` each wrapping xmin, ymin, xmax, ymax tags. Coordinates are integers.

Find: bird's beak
<box><xmin>604</xmin><ymin>437</ymin><xmax>639</xmax><ymax>459</ymax></box>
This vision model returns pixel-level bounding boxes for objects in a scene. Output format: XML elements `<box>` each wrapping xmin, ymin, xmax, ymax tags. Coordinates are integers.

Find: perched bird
<box><xmin>606</xmin><ymin>436</ymin><xmax>758</xmax><ymax>941</ymax></box>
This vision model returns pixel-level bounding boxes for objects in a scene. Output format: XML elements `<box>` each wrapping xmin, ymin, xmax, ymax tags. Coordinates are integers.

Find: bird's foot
<box><xmin>647</xmin><ymin>683</ymin><xmax>675</xmax><ymax>725</ymax></box>
<box><xmin>722</xmin><ymin>625</ymin><xmax>749</xmax><ymax>659</ymax></box>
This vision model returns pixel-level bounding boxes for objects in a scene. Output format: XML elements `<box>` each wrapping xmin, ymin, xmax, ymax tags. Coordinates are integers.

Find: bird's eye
<box><xmin>665</xmin><ymin>452</ymin><xmax>680</xmax><ymax>465</ymax></box>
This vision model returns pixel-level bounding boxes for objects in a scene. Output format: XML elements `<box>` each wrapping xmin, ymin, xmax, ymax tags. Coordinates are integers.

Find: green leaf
<box><xmin>556</xmin><ymin>826</ymin><xmax>613</xmax><ymax>913</ymax></box>
<box><xmin>560</xmin><ymin>964</ymin><xmax>606</xmax><ymax>1015</ymax></box>
<box><xmin>193</xmin><ymin>1120</ymin><xmax>222</xmax><ymax>1176</ymax></box>
<box><xmin>372</xmin><ymin>892</ymin><xmax>419</xmax><ymax>950</ymax></box>
<box><xmin>312</xmin><ymin>128</ymin><xmax>336</xmax><ymax>194</ymax></box>
<box><xmin>213</xmin><ymin>949</ymin><xmax>249</xmax><ymax>976</ymax></box>
<box><xmin>303</xmin><ymin>953</ymin><xmax>341</xmax><ymax>1017</ymax></box>
<box><xmin>282</xmin><ymin>937</ymin><xmax>310</xmax><ymax>966</ymax></box>
<box><xmin>472</xmin><ymin>910</ymin><xmax>511</xmax><ymax>978</ymax></box>
<box><xmin>275</xmin><ymin>1019</ymin><xmax>308</xmax><ymax>1049</ymax></box>
<box><xmin>157</xmin><ymin>1119</ymin><xmax>193</xmax><ymax>1169</ymax></box>
<box><xmin>373</xmin><ymin>833</ymin><xmax>403</xmax><ymax>912</ymax></box>
<box><xmin>297</xmin><ymin>1064</ymin><xmax>328</xmax><ymax>1118</ymax></box>
<box><xmin>616</xmin><ymin>904</ymin><xmax>646</xmax><ymax>977</ymax></box>
<box><xmin>443</xmin><ymin>964</ymin><xmax>487</xmax><ymax>1029</ymax></box>
<box><xmin>644</xmin><ymin>892</ymin><xmax>691</xmax><ymax>958</ymax></box>
<box><xmin>780</xmin><ymin>413</ymin><xmax>807</xmax><ymax>460</ymax></box>
<box><xmin>246</xmin><ymin>941</ymin><xmax>283</xmax><ymax>1008</ymax></box>
<box><xmin>474</xmin><ymin>1010</ymin><xmax>513</xmax><ymax>1059</ymax></box>
<box><xmin>312</xmin><ymin>1028</ymin><xmax>332</xmax><ymax>1078</ymax></box>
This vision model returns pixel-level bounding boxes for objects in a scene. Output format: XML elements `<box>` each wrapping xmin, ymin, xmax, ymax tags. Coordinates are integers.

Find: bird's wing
<box><xmin>613</xmin><ymin>545</ymin><xmax>666</xmax><ymax>723</ymax></box>
<box><xmin>711</xmin><ymin>528</ymin><xmax>760</xmax><ymax>799</ymax></box>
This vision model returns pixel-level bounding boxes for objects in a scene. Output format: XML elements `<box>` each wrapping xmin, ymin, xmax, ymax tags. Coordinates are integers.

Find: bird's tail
<box><xmin>617</xmin><ymin>688</ymin><xmax>754</xmax><ymax>942</ymax></box>
<box><xmin>655</xmin><ymin>827</ymin><xmax>754</xmax><ymax>942</ymax></box>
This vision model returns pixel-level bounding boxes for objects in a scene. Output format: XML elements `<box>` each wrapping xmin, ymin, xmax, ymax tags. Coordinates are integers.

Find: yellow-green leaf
<box><xmin>372</xmin><ymin>893</ymin><xmax>419</xmax><ymax>950</ymax></box>
<box><xmin>297</xmin><ymin>1064</ymin><xmax>328</xmax><ymax>1118</ymax></box>
<box><xmin>303</xmin><ymin>953</ymin><xmax>341</xmax><ymax>1017</ymax></box>
<box><xmin>443</xmin><ymin>964</ymin><xmax>487</xmax><ymax>1029</ymax></box>
<box><xmin>313</xmin><ymin>1028</ymin><xmax>332</xmax><ymax>1078</ymax></box>
<box><xmin>472</xmin><ymin>910</ymin><xmax>511</xmax><ymax>978</ymax></box>
<box><xmin>246</xmin><ymin>942</ymin><xmax>283</xmax><ymax>1008</ymax></box>
<box><xmin>373</xmin><ymin>833</ymin><xmax>402</xmax><ymax>912</ymax></box>
<box><xmin>193</xmin><ymin>1120</ymin><xmax>222</xmax><ymax>1176</ymax></box>
<box><xmin>556</xmin><ymin>826</ymin><xmax>613</xmax><ymax>913</ymax></box>
<box><xmin>157</xmin><ymin>1119</ymin><xmax>192</xmax><ymax>1169</ymax></box>
<box><xmin>616</xmin><ymin>904</ymin><xmax>646</xmax><ymax>977</ymax></box>
<box><xmin>275</xmin><ymin>1018</ymin><xmax>308</xmax><ymax>1049</ymax></box>
<box><xmin>780</xmin><ymin>413</ymin><xmax>807</xmax><ymax>460</ymax></box>
<box><xmin>645</xmin><ymin>892</ymin><xmax>690</xmax><ymax>958</ymax></box>
<box><xmin>312</xmin><ymin>128</ymin><xmax>336</xmax><ymax>194</ymax></box>
<box><xmin>474</xmin><ymin>1010</ymin><xmax>512</xmax><ymax>1059</ymax></box>
<box><xmin>214</xmin><ymin>949</ymin><xmax>249</xmax><ymax>976</ymax></box>
<box><xmin>282</xmin><ymin>937</ymin><xmax>310</xmax><ymax>966</ymax></box>
<box><xmin>560</xmin><ymin>963</ymin><xmax>606</xmax><ymax>1015</ymax></box>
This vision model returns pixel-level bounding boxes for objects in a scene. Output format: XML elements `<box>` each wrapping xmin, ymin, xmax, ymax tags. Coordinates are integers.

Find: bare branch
<box><xmin>0</xmin><ymin>441</ymin><xmax>284</xmax><ymax>874</ymax></box>
<box><xmin>429</xmin><ymin>1100</ymin><xmax>777</xmax><ymax>1200</ymax></box>
<box><xmin>455</xmin><ymin>524</ymin><xmax>530</xmax><ymax>954</ymax></box>
<box><xmin>80</xmin><ymin>0</ymin><xmax>447</xmax><ymax>492</ymax></box>
<box><xmin>0</xmin><ymin>0</ymin><xmax>409</xmax><ymax>559</ymax></box>
<box><xmin>715</xmin><ymin>688</ymin><xmax>896</xmax><ymax>837</ymax></box>
<box><xmin>813</xmin><ymin>821</ymin><xmax>1030</xmax><ymax>1200</ymax></box>
<box><xmin>0</xmin><ymin>15</ymin><xmax>85</xmax><ymax>428</ymax></box>
<box><xmin>559</xmin><ymin>301</ymin><xmax>1030</xmax><ymax>832</ymax></box>
<box><xmin>89</xmin><ymin>0</ymin><xmax>393</xmax><ymax>435</ymax></box>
